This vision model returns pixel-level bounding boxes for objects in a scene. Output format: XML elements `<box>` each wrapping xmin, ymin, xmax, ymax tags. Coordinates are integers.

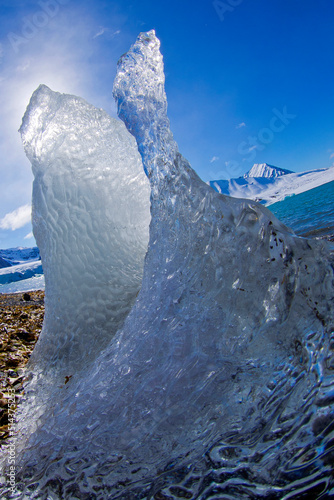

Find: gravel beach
<box><xmin>0</xmin><ymin>290</ymin><xmax>44</xmax><ymax>443</ymax></box>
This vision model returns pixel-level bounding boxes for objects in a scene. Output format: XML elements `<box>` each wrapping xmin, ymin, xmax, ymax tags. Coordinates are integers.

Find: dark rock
<box><xmin>16</xmin><ymin>329</ymin><xmax>35</xmax><ymax>341</ymax></box>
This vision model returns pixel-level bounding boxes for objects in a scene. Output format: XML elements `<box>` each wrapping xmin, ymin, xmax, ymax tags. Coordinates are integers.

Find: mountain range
<box><xmin>0</xmin><ymin>246</ymin><xmax>40</xmax><ymax>266</ymax></box>
<box><xmin>209</xmin><ymin>163</ymin><xmax>334</xmax><ymax>205</ymax></box>
<box><xmin>0</xmin><ymin>247</ymin><xmax>43</xmax><ymax>292</ymax></box>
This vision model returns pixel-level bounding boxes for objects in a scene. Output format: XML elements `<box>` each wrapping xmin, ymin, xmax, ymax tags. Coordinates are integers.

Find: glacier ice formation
<box><xmin>1</xmin><ymin>30</ymin><xmax>334</xmax><ymax>499</ymax></box>
<box><xmin>19</xmin><ymin>86</ymin><xmax>151</xmax><ymax>383</ymax></box>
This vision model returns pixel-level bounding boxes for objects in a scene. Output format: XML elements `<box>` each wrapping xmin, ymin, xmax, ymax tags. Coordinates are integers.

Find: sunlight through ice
<box><xmin>1</xmin><ymin>30</ymin><xmax>334</xmax><ymax>499</ymax></box>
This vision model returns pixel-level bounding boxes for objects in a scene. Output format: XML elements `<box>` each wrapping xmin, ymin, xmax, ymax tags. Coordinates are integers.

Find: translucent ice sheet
<box><xmin>1</xmin><ymin>31</ymin><xmax>333</xmax><ymax>500</ymax></box>
<box><xmin>19</xmin><ymin>85</ymin><xmax>151</xmax><ymax>381</ymax></box>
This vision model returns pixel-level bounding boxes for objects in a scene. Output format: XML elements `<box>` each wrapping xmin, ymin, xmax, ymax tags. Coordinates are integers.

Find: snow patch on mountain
<box><xmin>0</xmin><ymin>260</ymin><xmax>43</xmax><ymax>286</ymax></box>
<box><xmin>0</xmin><ymin>247</ymin><xmax>43</xmax><ymax>293</ymax></box>
<box><xmin>210</xmin><ymin>165</ymin><xmax>334</xmax><ymax>205</ymax></box>
<box><xmin>0</xmin><ymin>256</ymin><xmax>11</xmax><ymax>269</ymax></box>
<box><xmin>0</xmin><ymin>246</ymin><xmax>40</xmax><ymax>266</ymax></box>
<box><xmin>244</xmin><ymin>163</ymin><xmax>293</xmax><ymax>178</ymax></box>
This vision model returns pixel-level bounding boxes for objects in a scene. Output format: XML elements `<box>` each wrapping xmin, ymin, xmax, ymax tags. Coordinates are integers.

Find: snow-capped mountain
<box><xmin>209</xmin><ymin>165</ymin><xmax>334</xmax><ymax>205</ymax></box>
<box><xmin>0</xmin><ymin>256</ymin><xmax>11</xmax><ymax>269</ymax></box>
<box><xmin>0</xmin><ymin>246</ymin><xmax>40</xmax><ymax>267</ymax></box>
<box><xmin>243</xmin><ymin>163</ymin><xmax>293</xmax><ymax>178</ymax></box>
<box><xmin>0</xmin><ymin>247</ymin><xmax>43</xmax><ymax>292</ymax></box>
<box><xmin>0</xmin><ymin>259</ymin><xmax>43</xmax><ymax>285</ymax></box>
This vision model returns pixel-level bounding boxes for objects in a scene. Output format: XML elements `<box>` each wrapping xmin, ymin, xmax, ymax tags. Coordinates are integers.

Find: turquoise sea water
<box><xmin>269</xmin><ymin>180</ymin><xmax>334</xmax><ymax>241</ymax></box>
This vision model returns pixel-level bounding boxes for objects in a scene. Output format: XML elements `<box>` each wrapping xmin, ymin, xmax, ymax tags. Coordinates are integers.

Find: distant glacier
<box><xmin>0</xmin><ymin>247</ymin><xmax>43</xmax><ymax>293</ymax></box>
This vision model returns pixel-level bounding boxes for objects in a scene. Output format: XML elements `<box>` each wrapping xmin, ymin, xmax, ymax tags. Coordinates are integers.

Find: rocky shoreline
<box><xmin>0</xmin><ymin>290</ymin><xmax>44</xmax><ymax>443</ymax></box>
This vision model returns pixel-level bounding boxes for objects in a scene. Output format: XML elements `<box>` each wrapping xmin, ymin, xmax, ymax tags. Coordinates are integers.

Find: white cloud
<box><xmin>93</xmin><ymin>27</ymin><xmax>106</xmax><ymax>39</ymax></box>
<box><xmin>236</xmin><ymin>122</ymin><xmax>246</xmax><ymax>129</ymax></box>
<box><xmin>24</xmin><ymin>231</ymin><xmax>34</xmax><ymax>240</ymax></box>
<box><xmin>0</xmin><ymin>204</ymin><xmax>31</xmax><ymax>231</ymax></box>
<box><xmin>93</xmin><ymin>27</ymin><xmax>121</xmax><ymax>39</ymax></box>
<box><xmin>330</xmin><ymin>152</ymin><xmax>334</xmax><ymax>159</ymax></box>
<box><xmin>210</xmin><ymin>156</ymin><xmax>219</xmax><ymax>163</ymax></box>
<box><xmin>16</xmin><ymin>60</ymin><xmax>31</xmax><ymax>72</ymax></box>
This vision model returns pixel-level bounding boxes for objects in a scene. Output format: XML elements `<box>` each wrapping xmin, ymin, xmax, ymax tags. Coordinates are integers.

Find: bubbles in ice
<box><xmin>1</xmin><ymin>30</ymin><xmax>334</xmax><ymax>500</ymax></box>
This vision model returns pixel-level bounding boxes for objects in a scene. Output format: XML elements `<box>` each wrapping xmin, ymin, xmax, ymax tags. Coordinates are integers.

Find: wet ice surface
<box><xmin>19</xmin><ymin>85</ymin><xmax>150</xmax><ymax>382</ymax></box>
<box><xmin>1</xmin><ymin>31</ymin><xmax>334</xmax><ymax>499</ymax></box>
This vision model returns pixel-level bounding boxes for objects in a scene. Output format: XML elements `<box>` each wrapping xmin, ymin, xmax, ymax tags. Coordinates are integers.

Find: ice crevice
<box><xmin>1</xmin><ymin>29</ymin><xmax>334</xmax><ymax>499</ymax></box>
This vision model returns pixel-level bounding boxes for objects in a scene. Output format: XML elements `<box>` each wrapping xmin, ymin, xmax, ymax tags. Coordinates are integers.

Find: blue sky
<box><xmin>0</xmin><ymin>0</ymin><xmax>333</xmax><ymax>248</ymax></box>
